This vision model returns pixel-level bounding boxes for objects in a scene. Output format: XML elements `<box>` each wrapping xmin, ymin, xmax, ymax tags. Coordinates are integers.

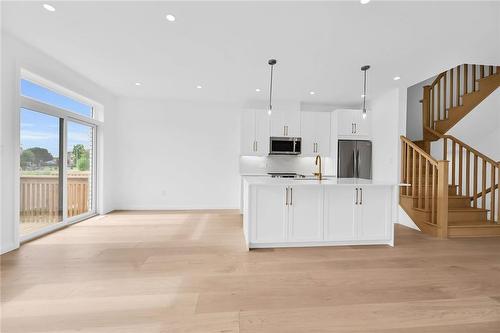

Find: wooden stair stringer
<box><xmin>435</xmin><ymin>73</ymin><xmax>500</xmax><ymax>134</ymax></box>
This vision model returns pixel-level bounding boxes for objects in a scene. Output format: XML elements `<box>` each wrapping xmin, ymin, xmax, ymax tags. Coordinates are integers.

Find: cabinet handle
<box><xmin>255</xmin><ymin>141</ymin><xmax>258</xmax><ymax>151</ymax></box>
<box><xmin>360</xmin><ymin>188</ymin><xmax>363</xmax><ymax>205</ymax></box>
<box><xmin>290</xmin><ymin>187</ymin><xmax>293</xmax><ymax>205</ymax></box>
<box><xmin>354</xmin><ymin>123</ymin><xmax>357</xmax><ymax>134</ymax></box>
<box><xmin>283</xmin><ymin>126</ymin><xmax>286</xmax><ymax>136</ymax></box>
<box><xmin>285</xmin><ymin>187</ymin><xmax>289</xmax><ymax>206</ymax></box>
<box><xmin>316</xmin><ymin>143</ymin><xmax>318</xmax><ymax>152</ymax></box>
<box><xmin>351</xmin><ymin>123</ymin><xmax>354</xmax><ymax>134</ymax></box>
<box><xmin>355</xmin><ymin>188</ymin><xmax>359</xmax><ymax>205</ymax></box>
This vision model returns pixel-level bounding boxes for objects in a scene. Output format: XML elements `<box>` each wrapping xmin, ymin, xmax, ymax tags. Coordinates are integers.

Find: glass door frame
<box><xmin>19</xmin><ymin>96</ymin><xmax>99</xmax><ymax>242</ymax></box>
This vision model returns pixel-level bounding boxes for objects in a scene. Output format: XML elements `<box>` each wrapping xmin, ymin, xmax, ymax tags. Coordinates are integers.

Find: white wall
<box><xmin>112</xmin><ymin>98</ymin><xmax>241</xmax><ymax>210</ymax></box>
<box><xmin>446</xmin><ymin>88</ymin><xmax>500</xmax><ymax>160</ymax></box>
<box><xmin>1</xmin><ymin>32</ymin><xmax>118</xmax><ymax>254</ymax></box>
<box><xmin>371</xmin><ymin>89</ymin><xmax>400</xmax><ymax>183</ymax></box>
<box><xmin>406</xmin><ymin>76</ymin><xmax>436</xmax><ymax>141</ymax></box>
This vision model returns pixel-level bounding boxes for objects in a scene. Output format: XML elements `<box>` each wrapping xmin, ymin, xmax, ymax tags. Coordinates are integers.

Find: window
<box><xmin>19</xmin><ymin>73</ymin><xmax>98</xmax><ymax>239</ymax></box>
<box><xmin>21</xmin><ymin>79</ymin><xmax>93</xmax><ymax>118</ymax></box>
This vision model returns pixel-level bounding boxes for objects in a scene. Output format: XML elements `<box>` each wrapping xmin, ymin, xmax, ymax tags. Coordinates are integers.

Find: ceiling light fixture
<box><xmin>393</xmin><ymin>76</ymin><xmax>401</xmax><ymax>81</ymax></box>
<box><xmin>43</xmin><ymin>4</ymin><xmax>56</xmax><ymax>12</ymax></box>
<box><xmin>196</xmin><ymin>85</ymin><xmax>202</xmax><ymax>89</ymax></box>
<box><xmin>255</xmin><ymin>88</ymin><xmax>261</xmax><ymax>92</ymax></box>
<box><xmin>361</xmin><ymin>65</ymin><xmax>370</xmax><ymax>120</ymax></box>
<box><xmin>135</xmin><ymin>82</ymin><xmax>141</xmax><ymax>86</ymax></box>
<box><xmin>360</xmin><ymin>0</ymin><xmax>371</xmax><ymax>4</ymax></box>
<box><xmin>165</xmin><ymin>14</ymin><xmax>176</xmax><ymax>22</ymax></box>
<box><xmin>267</xmin><ymin>59</ymin><xmax>277</xmax><ymax>116</ymax></box>
<box><xmin>309</xmin><ymin>91</ymin><xmax>315</xmax><ymax>95</ymax></box>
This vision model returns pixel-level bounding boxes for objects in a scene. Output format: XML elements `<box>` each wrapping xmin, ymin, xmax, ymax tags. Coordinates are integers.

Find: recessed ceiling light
<box><xmin>393</xmin><ymin>76</ymin><xmax>401</xmax><ymax>81</ymax></box>
<box><xmin>165</xmin><ymin>14</ymin><xmax>176</xmax><ymax>22</ymax></box>
<box><xmin>43</xmin><ymin>4</ymin><xmax>56</xmax><ymax>12</ymax></box>
<box><xmin>309</xmin><ymin>91</ymin><xmax>315</xmax><ymax>95</ymax></box>
<box><xmin>255</xmin><ymin>88</ymin><xmax>261</xmax><ymax>92</ymax></box>
<box><xmin>361</xmin><ymin>94</ymin><xmax>366</xmax><ymax>98</ymax></box>
<box><xmin>135</xmin><ymin>82</ymin><xmax>141</xmax><ymax>86</ymax></box>
<box><xmin>360</xmin><ymin>0</ymin><xmax>371</xmax><ymax>4</ymax></box>
<box><xmin>196</xmin><ymin>85</ymin><xmax>202</xmax><ymax>89</ymax></box>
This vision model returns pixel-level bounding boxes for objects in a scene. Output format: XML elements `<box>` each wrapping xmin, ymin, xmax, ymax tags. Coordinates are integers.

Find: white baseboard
<box><xmin>1</xmin><ymin>242</ymin><xmax>19</xmax><ymax>255</ymax></box>
<box><xmin>112</xmin><ymin>205</ymin><xmax>240</xmax><ymax>211</ymax></box>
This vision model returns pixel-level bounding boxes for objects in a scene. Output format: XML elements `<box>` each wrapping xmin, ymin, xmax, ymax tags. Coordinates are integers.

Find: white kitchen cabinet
<box><xmin>324</xmin><ymin>186</ymin><xmax>356</xmax><ymax>241</ymax></box>
<box><xmin>324</xmin><ymin>186</ymin><xmax>391</xmax><ymax>242</ymax></box>
<box><xmin>288</xmin><ymin>186</ymin><xmax>323</xmax><ymax>241</ymax></box>
<box><xmin>253</xmin><ymin>185</ymin><xmax>287</xmax><ymax>243</ymax></box>
<box><xmin>357</xmin><ymin>186</ymin><xmax>391</xmax><ymax>240</ymax></box>
<box><xmin>270</xmin><ymin>108</ymin><xmax>301</xmax><ymax>137</ymax></box>
<box><xmin>300</xmin><ymin>111</ymin><xmax>331</xmax><ymax>156</ymax></box>
<box><xmin>251</xmin><ymin>185</ymin><xmax>323</xmax><ymax>243</ymax></box>
<box><xmin>336</xmin><ymin>109</ymin><xmax>370</xmax><ymax>138</ymax></box>
<box><xmin>241</xmin><ymin>109</ymin><xmax>270</xmax><ymax>156</ymax></box>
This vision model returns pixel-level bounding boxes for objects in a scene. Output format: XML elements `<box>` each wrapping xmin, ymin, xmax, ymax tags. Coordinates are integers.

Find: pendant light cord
<box><xmin>269</xmin><ymin>64</ymin><xmax>274</xmax><ymax>111</ymax></box>
<box><xmin>362</xmin><ymin>69</ymin><xmax>367</xmax><ymax>111</ymax></box>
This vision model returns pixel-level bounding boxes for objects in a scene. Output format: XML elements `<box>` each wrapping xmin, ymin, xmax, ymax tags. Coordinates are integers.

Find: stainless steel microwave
<box><xmin>269</xmin><ymin>137</ymin><xmax>302</xmax><ymax>155</ymax></box>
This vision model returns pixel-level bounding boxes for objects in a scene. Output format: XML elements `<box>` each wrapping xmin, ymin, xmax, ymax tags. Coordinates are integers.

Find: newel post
<box><xmin>422</xmin><ymin>85</ymin><xmax>431</xmax><ymax>129</ymax></box>
<box><xmin>437</xmin><ymin>160</ymin><xmax>449</xmax><ymax>239</ymax></box>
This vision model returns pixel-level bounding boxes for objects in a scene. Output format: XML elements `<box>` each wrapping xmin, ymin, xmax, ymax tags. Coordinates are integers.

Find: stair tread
<box><xmin>449</xmin><ymin>220</ymin><xmax>500</xmax><ymax>227</ymax></box>
<box><xmin>449</xmin><ymin>207</ymin><xmax>488</xmax><ymax>212</ymax></box>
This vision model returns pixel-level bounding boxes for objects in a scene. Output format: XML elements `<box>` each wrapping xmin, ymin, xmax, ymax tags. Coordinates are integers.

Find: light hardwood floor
<box><xmin>1</xmin><ymin>210</ymin><xmax>500</xmax><ymax>332</ymax></box>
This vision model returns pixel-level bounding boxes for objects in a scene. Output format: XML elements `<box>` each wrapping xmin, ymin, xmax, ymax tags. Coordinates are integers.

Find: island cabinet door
<box><xmin>357</xmin><ymin>186</ymin><xmax>391</xmax><ymax>240</ymax></box>
<box><xmin>324</xmin><ymin>187</ymin><xmax>357</xmax><ymax>241</ymax></box>
<box><xmin>252</xmin><ymin>185</ymin><xmax>288</xmax><ymax>243</ymax></box>
<box><xmin>288</xmin><ymin>186</ymin><xmax>324</xmax><ymax>242</ymax></box>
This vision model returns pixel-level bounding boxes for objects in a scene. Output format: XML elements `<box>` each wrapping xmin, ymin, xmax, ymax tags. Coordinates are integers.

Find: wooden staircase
<box><xmin>422</xmin><ymin>64</ymin><xmax>499</xmax><ymax>143</ymax></box>
<box><xmin>400</xmin><ymin>135</ymin><xmax>500</xmax><ymax>238</ymax></box>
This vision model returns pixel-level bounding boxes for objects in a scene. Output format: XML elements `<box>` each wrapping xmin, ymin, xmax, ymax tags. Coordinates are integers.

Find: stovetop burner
<box><xmin>268</xmin><ymin>172</ymin><xmax>306</xmax><ymax>179</ymax></box>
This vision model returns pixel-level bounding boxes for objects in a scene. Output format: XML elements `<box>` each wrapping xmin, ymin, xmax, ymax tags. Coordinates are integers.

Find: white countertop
<box><xmin>243</xmin><ymin>176</ymin><xmax>403</xmax><ymax>186</ymax></box>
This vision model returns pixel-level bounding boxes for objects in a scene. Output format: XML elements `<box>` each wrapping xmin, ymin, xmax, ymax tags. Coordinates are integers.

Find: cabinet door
<box><xmin>315</xmin><ymin>112</ymin><xmax>331</xmax><ymax>155</ymax></box>
<box><xmin>357</xmin><ymin>186</ymin><xmax>391</xmax><ymax>240</ymax></box>
<box><xmin>300</xmin><ymin>111</ymin><xmax>316</xmax><ymax>156</ymax></box>
<box><xmin>353</xmin><ymin>110</ymin><xmax>370</xmax><ymax>137</ymax></box>
<box><xmin>336</xmin><ymin>110</ymin><xmax>355</xmax><ymax>136</ymax></box>
<box><xmin>269</xmin><ymin>108</ymin><xmax>286</xmax><ymax>137</ymax></box>
<box><xmin>324</xmin><ymin>187</ymin><xmax>356</xmax><ymax>241</ymax></box>
<box><xmin>241</xmin><ymin>110</ymin><xmax>256</xmax><ymax>156</ymax></box>
<box><xmin>254</xmin><ymin>109</ymin><xmax>270</xmax><ymax>156</ymax></box>
<box><xmin>253</xmin><ymin>186</ymin><xmax>288</xmax><ymax>243</ymax></box>
<box><xmin>283</xmin><ymin>109</ymin><xmax>301</xmax><ymax>137</ymax></box>
<box><xmin>288</xmin><ymin>186</ymin><xmax>323</xmax><ymax>241</ymax></box>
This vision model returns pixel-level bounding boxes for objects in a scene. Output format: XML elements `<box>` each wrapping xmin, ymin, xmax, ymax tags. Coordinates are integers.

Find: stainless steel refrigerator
<box><xmin>337</xmin><ymin>140</ymin><xmax>372</xmax><ymax>179</ymax></box>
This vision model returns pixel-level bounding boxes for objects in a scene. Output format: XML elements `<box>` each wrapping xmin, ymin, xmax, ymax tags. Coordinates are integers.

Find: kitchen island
<box><xmin>242</xmin><ymin>176</ymin><xmax>399</xmax><ymax>249</ymax></box>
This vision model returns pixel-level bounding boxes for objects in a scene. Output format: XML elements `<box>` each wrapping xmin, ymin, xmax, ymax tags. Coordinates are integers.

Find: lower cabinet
<box><xmin>288</xmin><ymin>186</ymin><xmax>324</xmax><ymax>241</ymax></box>
<box><xmin>252</xmin><ymin>185</ymin><xmax>323</xmax><ymax>243</ymax></box>
<box><xmin>250</xmin><ymin>185</ymin><xmax>392</xmax><ymax>246</ymax></box>
<box><xmin>324</xmin><ymin>186</ymin><xmax>391</xmax><ymax>242</ymax></box>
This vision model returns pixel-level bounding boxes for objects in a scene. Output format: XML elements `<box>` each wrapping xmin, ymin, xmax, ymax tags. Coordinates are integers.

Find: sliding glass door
<box><xmin>19</xmin><ymin>75</ymin><xmax>98</xmax><ymax>240</ymax></box>
<box><xmin>20</xmin><ymin>108</ymin><xmax>63</xmax><ymax>236</ymax></box>
<box><xmin>67</xmin><ymin>121</ymin><xmax>95</xmax><ymax>219</ymax></box>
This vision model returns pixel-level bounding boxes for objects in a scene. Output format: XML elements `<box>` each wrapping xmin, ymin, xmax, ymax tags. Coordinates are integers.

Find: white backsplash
<box><xmin>239</xmin><ymin>155</ymin><xmax>335</xmax><ymax>176</ymax></box>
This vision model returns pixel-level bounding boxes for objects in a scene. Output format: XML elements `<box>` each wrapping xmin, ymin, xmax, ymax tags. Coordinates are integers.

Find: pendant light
<box><xmin>267</xmin><ymin>59</ymin><xmax>277</xmax><ymax>115</ymax></box>
<box><xmin>361</xmin><ymin>65</ymin><xmax>370</xmax><ymax>119</ymax></box>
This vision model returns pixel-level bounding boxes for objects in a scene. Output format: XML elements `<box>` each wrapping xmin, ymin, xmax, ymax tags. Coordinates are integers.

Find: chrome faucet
<box><xmin>314</xmin><ymin>155</ymin><xmax>322</xmax><ymax>180</ymax></box>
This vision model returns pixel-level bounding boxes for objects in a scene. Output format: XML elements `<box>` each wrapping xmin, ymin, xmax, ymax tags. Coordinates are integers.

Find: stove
<box><xmin>268</xmin><ymin>172</ymin><xmax>306</xmax><ymax>179</ymax></box>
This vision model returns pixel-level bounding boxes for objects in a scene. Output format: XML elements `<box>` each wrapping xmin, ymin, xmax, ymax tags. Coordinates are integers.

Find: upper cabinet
<box><xmin>269</xmin><ymin>107</ymin><xmax>301</xmax><ymax>137</ymax></box>
<box><xmin>241</xmin><ymin>109</ymin><xmax>270</xmax><ymax>156</ymax></box>
<box><xmin>336</xmin><ymin>109</ymin><xmax>371</xmax><ymax>138</ymax></box>
<box><xmin>301</xmin><ymin>111</ymin><xmax>331</xmax><ymax>156</ymax></box>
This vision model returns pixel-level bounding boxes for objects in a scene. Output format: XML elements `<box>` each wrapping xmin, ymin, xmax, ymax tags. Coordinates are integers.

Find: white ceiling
<box><xmin>2</xmin><ymin>1</ymin><xmax>499</xmax><ymax>107</ymax></box>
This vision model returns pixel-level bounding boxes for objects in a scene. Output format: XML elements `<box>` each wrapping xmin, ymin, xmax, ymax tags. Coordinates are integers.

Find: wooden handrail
<box><xmin>400</xmin><ymin>136</ymin><xmax>448</xmax><ymax>236</ymax></box>
<box><xmin>423</xmin><ymin>64</ymin><xmax>498</xmax><ymax>132</ymax></box>
<box><xmin>400</xmin><ymin>136</ymin><xmax>438</xmax><ymax>166</ymax></box>
<box><xmin>472</xmin><ymin>183</ymin><xmax>498</xmax><ymax>200</ymax></box>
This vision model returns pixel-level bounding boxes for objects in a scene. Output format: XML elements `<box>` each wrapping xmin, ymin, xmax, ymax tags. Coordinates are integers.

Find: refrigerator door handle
<box><xmin>356</xmin><ymin>150</ymin><xmax>360</xmax><ymax>178</ymax></box>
